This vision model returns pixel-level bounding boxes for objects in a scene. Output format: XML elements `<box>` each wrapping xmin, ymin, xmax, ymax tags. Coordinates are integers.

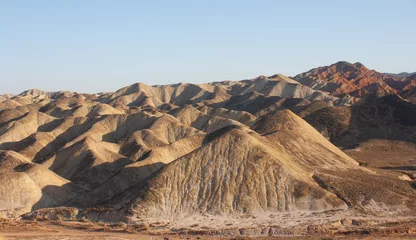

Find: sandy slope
<box><xmin>0</xmin><ymin>61</ymin><xmax>415</xmax><ymax>237</ymax></box>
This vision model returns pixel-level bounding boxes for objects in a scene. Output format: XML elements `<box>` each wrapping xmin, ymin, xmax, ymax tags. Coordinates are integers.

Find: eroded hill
<box><xmin>0</xmin><ymin>62</ymin><xmax>415</xmax><ymax>235</ymax></box>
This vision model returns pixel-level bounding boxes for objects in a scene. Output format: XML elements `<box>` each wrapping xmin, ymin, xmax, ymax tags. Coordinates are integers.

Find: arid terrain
<box><xmin>0</xmin><ymin>61</ymin><xmax>415</xmax><ymax>239</ymax></box>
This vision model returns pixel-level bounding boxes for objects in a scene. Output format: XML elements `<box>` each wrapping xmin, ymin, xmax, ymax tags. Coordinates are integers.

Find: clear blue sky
<box><xmin>1</xmin><ymin>0</ymin><xmax>415</xmax><ymax>94</ymax></box>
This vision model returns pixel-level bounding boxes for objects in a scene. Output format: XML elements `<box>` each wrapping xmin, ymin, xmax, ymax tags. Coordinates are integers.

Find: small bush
<box><xmin>103</xmin><ymin>223</ymin><xmax>111</xmax><ymax>231</ymax></box>
<box><xmin>116</xmin><ymin>222</ymin><xmax>127</xmax><ymax>230</ymax></box>
<box><xmin>96</xmin><ymin>221</ymin><xmax>106</xmax><ymax>226</ymax></box>
<box><xmin>142</xmin><ymin>223</ymin><xmax>150</xmax><ymax>230</ymax></box>
<box><xmin>35</xmin><ymin>215</ymin><xmax>43</xmax><ymax>221</ymax></box>
<box><xmin>79</xmin><ymin>222</ymin><xmax>93</xmax><ymax>229</ymax></box>
<box><xmin>0</xmin><ymin>214</ymin><xmax>7</xmax><ymax>222</ymax></box>
<box><xmin>56</xmin><ymin>213</ymin><xmax>63</xmax><ymax>222</ymax></box>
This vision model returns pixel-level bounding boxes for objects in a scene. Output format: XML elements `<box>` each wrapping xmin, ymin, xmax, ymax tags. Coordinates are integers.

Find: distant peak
<box><xmin>268</xmin><ymin>73</ymin><xmax>285</xmax><ymax>78</ymax></box>
<box><xmin>19</xmin><ymin>88</ymin><xmax>48</xmax><ymax>96</ymax></box>
<box><xmin>353</xmin><ymin>62</ymin><xmax>364</xmax><ymax>67</ymax></box>
<box><xmin>251</xmin><ymin>75</ymin><xmax>268</xmax><ymax>81</ymax></box>
<box><xmin>331</xmin><ymin>60</ymin><xmax>363</xmax><ymax>66</ymax></box>
<box><xmin>335</xmin><ymin>61</ymin><xmax>353</xmax><ymax>66</ymax></box>
<box><xmin>383</xmin><ymin>72</ymin><xmax>416</xmax><ymax>78</ymax></box>
<box><xmin>327</xmin><ymin>61</ymin><xmax>369</xmax><ymax>73</ymax></box>
<box><xmin>333</xmin><ymin>61</ymin><xmax>365</xmax><ymax>68</ymax></box>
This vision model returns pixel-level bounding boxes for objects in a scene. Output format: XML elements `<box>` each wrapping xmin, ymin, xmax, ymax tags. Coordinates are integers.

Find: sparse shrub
<box><xmin>96</xmin><ymin>221</ymin><xmax>106</xmax><ymax>226</ymax></box>
<box><xmin>126</xmin><ymin>223</ymin><xmax>145</xmax><ymax>233</ymax></box>
<box><xmin>0</xmin><ymin>213</ymin><xmax>7</xmax><ymax>223</ymax></box>
<box><xmin>103</xmin><ymin>223</ymin><xmax>111</xmax><ymax>231</ymax></box>
<box><xmin>56</xmin><ymin>213</ymin><xmax>63</xmax><ymax>222</ymax></box>
<box><xmin>35</xmin><ymin>214</ymin><xmax>43</xmax><ymax>221</ymax></box>
<box><xmin>79</xmin><ymin>222</ymin><xmax>93</xmax><ymax>229</ymax></box>
<box><xmin>142</xmin><ymin>222</ymin><xmax>150</xmax><ymax>230</ymax></box>
<box><xmin>116</xmin><ymin>221</ymin><xmax>127</xmax><ymax>231</ymax></box>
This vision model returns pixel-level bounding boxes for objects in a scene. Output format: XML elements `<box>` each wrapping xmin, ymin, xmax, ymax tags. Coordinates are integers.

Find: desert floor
<box><xmin>1</xmin><ymin>220</ymin><xmax>416</xmax><ymax>240</ymax></box>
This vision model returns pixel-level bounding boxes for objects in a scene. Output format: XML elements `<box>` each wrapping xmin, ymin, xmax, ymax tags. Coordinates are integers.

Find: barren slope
<box><xmin>0</xmin><ymin>61</ymin><xmax>415</xmax><ymax>233</ymax></box>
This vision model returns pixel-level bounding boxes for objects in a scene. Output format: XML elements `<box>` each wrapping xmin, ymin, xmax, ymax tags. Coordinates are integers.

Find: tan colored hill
<box><xmin>0</xmin><ymin>111</ymin><xmax>55</xmax><ymax>145</ymax></box>
<box><xmin>169</xmin><ymin>105</ymin><xmax>245</xmax><ymax>133</ymax></box>
<box><xmin>304</xmin><ymin>95</ymin><xmax>416</xmax><ymax>148</ymax></box>
<box><xmin>196</xmin><ymin>105</ymin><xmax>257</xmax><ymax>125</ymax></box>
<box><xmin>0</xmin><ymin>94</ymin><xmax>12</xmax><ymax>103</ymax></box>
<box><xmin>304</xmin><ymin>94</ymin><xmax>416</xmax><ymax>184</ymax></box>
<box><xmin>0</xmin><ymin>151</ymin><xmax>81</xmax><ymax>218</ymax></box>
<box><xmin>112</xmin><ymin>111</ymin><xmax>415</xmax><ymax>224</ymax></box>
<box><xmin>72</xmin><ymin>134</ymin><xmax>206</xmax><ymax>207</ymax></box>
<box><xmin>0</xmin><ymin>61</ymin><xmax>415</xmax><ymax>235</ymax></box>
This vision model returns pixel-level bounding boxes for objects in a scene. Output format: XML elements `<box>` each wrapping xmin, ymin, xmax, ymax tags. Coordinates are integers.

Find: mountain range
<box><xmin>0</xmin><ymin>61</ymin><xmax>415</xmax><ymax>236</ymax></box>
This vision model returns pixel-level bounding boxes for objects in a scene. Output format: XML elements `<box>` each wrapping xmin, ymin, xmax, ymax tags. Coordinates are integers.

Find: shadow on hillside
<box><xmin>33</xmin><ymin>117</ymin><xmax>105</xmax><ymax>163</ymax></box>
<box><xmin>173</xmin><ymin>84</ymin><xmax>214</xmax><ymax>106</ymax></box>
<box><xmin>380</xmin><ymin>166</ymin><xmax>416</xmax><ymax>171</ymax></box>
<box><xmin>0</xmin><ymin>111</ymin><xmax>29</xmax><ymax>128</ymax></box>
<box><xmin>210</xmin><ymin>92</ymin><xmax>309</xmax><ymax>116</ymax></box>
<box><xmin>57</xmin><ymin>155</ymin><xmax>133</xmax><ymax>190</ymax></box>
<box><xmin>31</xmin><ymin>161</ymin><xmax>166</xmax><ymax>211</ymax></box>
<box><xmin>84</xmin><ymin>161</ymin><xmax>166</xmax><ymax>207</ymax></box>
<box><xmin>304</xmin><ymin>95</ymin><xmax>416</xmax><ymax>150</ymax></box>
<box><xmin>100</xmin><ymin>113</ymin><xmax>155</xmax><ymax>143</ymax></box>
<box><xmin>31</xmin><ymin>181</ymin><xmax>83</xmax><ymax>212</ymax></box>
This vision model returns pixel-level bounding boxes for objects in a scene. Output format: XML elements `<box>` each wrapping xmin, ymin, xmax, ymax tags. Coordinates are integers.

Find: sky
<box><xmin>1</xmin><ymin>0</ymin><xmax>415</xmax><ymax>94</ymax></box>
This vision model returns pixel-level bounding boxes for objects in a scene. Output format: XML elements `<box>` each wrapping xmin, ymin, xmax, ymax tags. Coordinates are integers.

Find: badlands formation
<box><xmin>0</xmin><ymin>61</ymin><xmax>415</xmax><ymax>237</ymax></box>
